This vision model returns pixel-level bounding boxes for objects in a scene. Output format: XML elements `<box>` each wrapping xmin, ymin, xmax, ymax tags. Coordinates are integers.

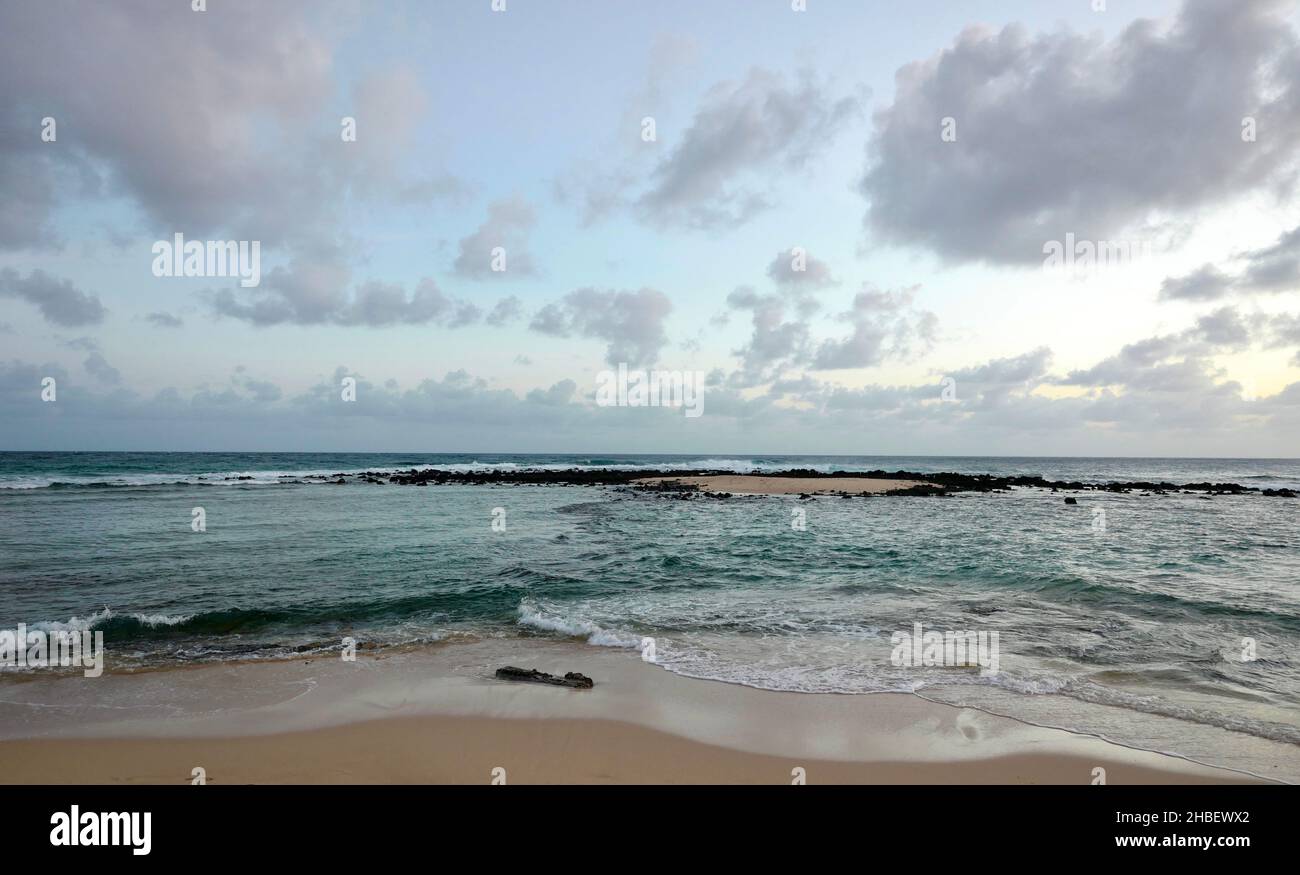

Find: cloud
<box><xmin>1161</xmin><ymin>225</ymin><xmax>1300</xmax><ymax>301</ymax></box>
<box><xmin>947</xmin><ymin>346</ymin><xmax>1053</xmax><ymax>388</ymax></box>
<box><xmin>232</xmin><ymin>367</ymin><xmax>283</xmax><ymax>403</ymax></box>
<box><xmin>4</xmin><ymin>315</ymin><xmax>1299</xmax><ymax>455</ymax></box>
<box><xmin>452</xmin><ymin>197</ymin><xmax>539</xmax><ymax>279</ymax></box>
<box><xmin>82</xmin><ymin>351</ymin><xmax>120</xmax><ymax>385</ymax></box>
<box><xmin>765</xmin><ymin>248</ymin><xmax>837</xmax><ymax>290</ymax></box>
<box><xmin>146</xmin><ymin>311</ymin><xmax>184</xmax><ymax>328</ymax></box>
<box><xmin>527</xmin><ymin>379</ymin><xmax>578</xmax><ymax>406</ymax></box>
<box><xmin>811</xmin><ymin>287</ymin><xmax>937</xmax><ymax>370</ymax></box>
<box><xmin>1237</xmin><ymin>225</ymin><xmax>1300</xmax><ymax>292</ymax></box>
<box><xmin>862</xmin><ymin>0</ymin><xmax>1300</xmax><ymax>264</ymax></box>
<box><xmin>342</xmin><ymin>279</ymin><xmax>480</xmax><ymax>328</ymax></box>
<box><xmin>0</xmin><ymin>151</ymin><xmax>61</xmax><ymax>251</ymax></box>
<box><xmin>1193</xmin><ymin>305</ymin><xmax>1254</xmax><ymax>347</ymax></box>
<box><xmin>1263</xmin><ymin>311</ymin><xmax>1300</xmax><ymax>364</ymax></box>
<box><xmin>0</xmin><ymin>0</ymin><xmax>466</xmax><ymax>287</ymax></box>
<box><xmin>0</xmin><ymin>0</ymin><xmax>343</xmax><ymax>246</ymax></box>
<box><xmin>636</xmin><ymin>69</ymin><xmax>861</xmax><ymax>229</ymax></box>
<box><xmin>724</xmin><ymin>281</ymin><xmax>937</xmax><ymax>381</ymax></box>
<box><xmin>529</xmin><ymin>288</ymin><xmax>672</xmax><ymax>366</ymax></box>
<box><xmin>486</xmin><ymin>296</ymin><xmax>523</xmax><ymax>326</ymax></box>
<box><xmin>0</xmin><ymin>268</ymin><xmax>105</xmax><ymax>326</ymax></box>
<box><xmin>1059</xmin><ymin>306</ymin><xmax>1259</xmax><ymax>393</ymax></box>
<box><xmin>725</xmin><ymin>286</ymin><xmax>812</xmax><ymax>386</ymax></box>
<box><xmin>210</xmin><ymin>248</ymin><xmax>351</xmax><ymax>325</ymax></box>
<box><xmin>59</xmin><ymin>336</ymin><xmax>120</xmax><ymax>385</ymax></box>
<box><xmin>1160</xmin><ymin>264</ymin><xmax>1235</xmax><ymax>302</ymax></box>
<box><xmin>209</xmin><ymin>246</ymin><xmax>480</xmax><ymax>328</ymax></box>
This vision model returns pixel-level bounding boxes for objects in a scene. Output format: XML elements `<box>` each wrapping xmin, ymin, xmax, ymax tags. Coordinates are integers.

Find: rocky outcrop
<box><xmin>291</xmin><ymin>466</ymin><xmax>1287</xmax><ymax>499</ymax></box>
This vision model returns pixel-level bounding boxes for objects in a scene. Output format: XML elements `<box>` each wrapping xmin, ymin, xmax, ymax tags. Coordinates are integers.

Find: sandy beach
<box><xmin>634</xmin><ymin>475</ymin><xmax>935</xmax><ymax>495</ymax></box>
<box><xmin>0</xmin><ymin>639</ymin><xmax>1266</xmax><ymax>785</ymax></box>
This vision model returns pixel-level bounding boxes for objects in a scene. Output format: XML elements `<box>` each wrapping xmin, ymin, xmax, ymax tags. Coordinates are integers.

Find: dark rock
<box><xmin>308</xmin><ymin>465</ymin><xmax>1270</xmax><ymax>499</ymax></box>
<box><xmin>886</xmin><ymin>484</ymin><xmax>951</xmax><ymax>497</ymax></box>
<box><xmin>1064</xmin><ymin>497</ymin><xmax>1078</xmax><ymax>505</ymax></box>
<box><xmin>494</xmin><ymin>666</ymin><xmax>594</xmax><ymax>689</ymax></box>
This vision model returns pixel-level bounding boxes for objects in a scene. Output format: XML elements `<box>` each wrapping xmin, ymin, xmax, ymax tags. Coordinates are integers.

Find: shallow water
<box><xmin>1</xmin><ymin>452</ymin><xmax>1297</xmax><ymax>780</ymax></box>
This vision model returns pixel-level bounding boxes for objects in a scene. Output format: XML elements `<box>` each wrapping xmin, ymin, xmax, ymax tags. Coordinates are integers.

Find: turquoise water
<box><xmin>1</xmin><ymin>452</ymin><xmax>1298</xmax><ymax>778</ymax></box>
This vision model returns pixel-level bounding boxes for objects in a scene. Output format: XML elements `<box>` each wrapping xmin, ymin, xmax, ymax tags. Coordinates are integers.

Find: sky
<box><xmin>2</xmin><ymin>0</ymin><xmax>1300</xmax><ymax>456</ymax></box>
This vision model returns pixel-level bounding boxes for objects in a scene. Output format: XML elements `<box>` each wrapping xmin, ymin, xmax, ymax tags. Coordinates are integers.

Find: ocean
<box><xmin>1</xmin><ymin>452</ymin><xmax>1297</xmax><ymax>780</ymax></box>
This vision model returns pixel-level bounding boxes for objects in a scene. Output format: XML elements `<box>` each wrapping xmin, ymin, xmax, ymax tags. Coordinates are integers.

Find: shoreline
<box><xmin>0</xmin><ymin>714</ymin><xmax>1263</xmax><ymax>785</ymax></box>
<box><xmin>0</xmin><ymin>639</ymin><xmax>1272</xmax><ymax>785</ymax></box>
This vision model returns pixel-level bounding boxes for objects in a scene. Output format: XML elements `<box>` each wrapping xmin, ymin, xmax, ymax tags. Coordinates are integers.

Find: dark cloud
<box><xmin>529</xmin><ymin>288</ymin><xmax>672</xmax><ymax>366</ymax></box>
<box><xmin>0</xmin><ymin>151</ymin><xmax>60</xmax><ymax>251</ymax></box>
<box><xmin>0</xmin><ymin>268</ymin><xmax>105</xmax><ymax>326</ymax></box>
<box><xmin>862</xmin><ymin>0</ymin><xmax>1300</xmax><ymax>264</ymax></box>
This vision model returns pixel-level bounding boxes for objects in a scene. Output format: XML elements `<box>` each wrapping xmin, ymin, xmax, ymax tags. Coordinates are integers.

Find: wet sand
<box><xmin>0</xmin><ymin>640</ymin><xmax>1264</xmax><ymax>784</ymax></box>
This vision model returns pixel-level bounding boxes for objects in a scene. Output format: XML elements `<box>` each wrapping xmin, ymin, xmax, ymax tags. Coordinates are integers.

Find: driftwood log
<box><xmin>495</xmin><ymin>666</ymin><xmax>594</xmax><ymax>688</ymax></box>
